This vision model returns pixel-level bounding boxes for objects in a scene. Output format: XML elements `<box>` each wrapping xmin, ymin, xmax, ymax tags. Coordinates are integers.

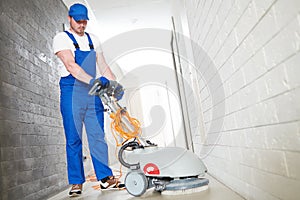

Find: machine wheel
<box><xmin>125</xmin><ymin>170</ymin><xmax>148</xmax><ymax>197</ymax></box>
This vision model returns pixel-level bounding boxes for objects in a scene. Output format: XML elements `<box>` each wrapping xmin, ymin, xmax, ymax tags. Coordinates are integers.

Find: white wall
<box><xmin>181</xmin><ymin>0</ymin><xmax>300</xmax><ymax>199</ymax></box>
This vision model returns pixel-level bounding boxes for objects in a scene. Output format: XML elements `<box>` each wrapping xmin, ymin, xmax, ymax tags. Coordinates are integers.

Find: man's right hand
<box><xmin>89</xmin><ymin>76</ymin><xmax>110</xmax><ymax>88</ymax></box>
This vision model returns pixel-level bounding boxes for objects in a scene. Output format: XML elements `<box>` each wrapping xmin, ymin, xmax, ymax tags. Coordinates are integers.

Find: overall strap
<box><xmin>85</xmin><ymin>32</ymin><xmax>94</xmax><ymax>50</ymax></box>
<box><xmin>64</xmin><ymin>31</ymin><xmax>80</xmax><ymax>49</ymax></box>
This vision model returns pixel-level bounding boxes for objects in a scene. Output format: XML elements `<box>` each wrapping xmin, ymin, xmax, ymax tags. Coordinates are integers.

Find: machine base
<box><xmin>161</xmin><ymin>178</ymin><xmax>209</xmax><ymax>195</ymax></box>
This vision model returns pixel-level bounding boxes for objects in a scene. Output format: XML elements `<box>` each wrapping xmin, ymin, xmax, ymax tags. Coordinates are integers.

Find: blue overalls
<box><xmin>59</xmin><ymin>31</ymin><xmax>113</xmax><ymax>184</ymax></box>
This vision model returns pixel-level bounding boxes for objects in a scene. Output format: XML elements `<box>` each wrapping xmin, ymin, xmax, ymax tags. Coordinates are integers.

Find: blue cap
<box><xmin>68</xmin><ymin>3</ymin><xmax>89</xmax><ymax>21</ymax></box>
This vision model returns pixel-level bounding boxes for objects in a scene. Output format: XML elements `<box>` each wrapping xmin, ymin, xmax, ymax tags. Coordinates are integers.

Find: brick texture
<box><xmin>0</xmin><ymin>0</ymin><xmax>68</xmax><ymax>199</ymax></box>
<box><xmin>182</xmin><ymin>0</ymin><xmax>300</xmax><ymax>199</ymax></box>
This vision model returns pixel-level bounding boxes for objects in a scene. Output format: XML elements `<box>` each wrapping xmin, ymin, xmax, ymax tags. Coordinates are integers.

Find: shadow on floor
<box><xmin>48</xmin><ymin>174</ymin><xmax>244</xmax><ymax>200</ymax></box>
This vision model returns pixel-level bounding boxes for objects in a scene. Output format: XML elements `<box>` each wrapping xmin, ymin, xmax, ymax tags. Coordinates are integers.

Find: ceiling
<box><xmin>62</xmin><ymin>0</ymin><xmax>173</xmax><ymax>41</ymax></box>
<box><xmin>61</xmin><ymin>0</ymin><xmax>180</xmax><ymax>77</ymax></box>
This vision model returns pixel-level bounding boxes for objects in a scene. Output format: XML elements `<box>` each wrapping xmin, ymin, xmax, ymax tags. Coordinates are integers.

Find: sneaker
<box><xmin>69</xmin><ymin>184</ymin><xmax>82</xmax><ymax>197</ymax></box>
<box><xmin>100</xmin><ymin>176</ymin><xmax>125</xmax><ymax>190</ymax></box>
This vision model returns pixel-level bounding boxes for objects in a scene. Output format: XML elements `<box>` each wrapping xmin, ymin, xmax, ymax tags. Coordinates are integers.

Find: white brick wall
<box><xmin>183</xmin><ymin>0</ymin><xmax>300</xmax><ymax>199</ymax></box>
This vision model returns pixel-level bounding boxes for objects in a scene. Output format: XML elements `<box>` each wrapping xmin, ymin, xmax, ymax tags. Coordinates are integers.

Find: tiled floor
<box><xmin>48</xmin><ymin>174</ymin><xmax>244</xmax><ymax>200</ymax></box>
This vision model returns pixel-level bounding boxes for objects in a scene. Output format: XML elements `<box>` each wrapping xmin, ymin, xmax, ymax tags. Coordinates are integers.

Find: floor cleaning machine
<box><xmin>89</xmin><ymin>80</ymin><xmax>209</xmax><ymax>197</ymax></box>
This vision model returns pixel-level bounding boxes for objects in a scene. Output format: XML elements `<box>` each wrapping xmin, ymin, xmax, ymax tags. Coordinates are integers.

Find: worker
<box><xmin>52</xmin><ymin>3</ymin><xmax>125</xmax><ymax>197</ymax></box>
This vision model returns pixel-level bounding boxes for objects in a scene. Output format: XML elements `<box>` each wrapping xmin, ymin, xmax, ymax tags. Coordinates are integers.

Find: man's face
<box><xmin>69</xmin><ymin>16</ymin><xmax>87</xmax><ymax>36</ymax></box>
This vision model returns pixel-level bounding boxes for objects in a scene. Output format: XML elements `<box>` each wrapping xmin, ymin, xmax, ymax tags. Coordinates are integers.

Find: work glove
<box><xmin>89</xmin><ymin>76</ymin><xmax>109</xmax><ymax>88</ymax></box>
<box><xmin>108</xmin><ymin>80</ymin><xmax>124</xmax><ymax>101</ymax></box>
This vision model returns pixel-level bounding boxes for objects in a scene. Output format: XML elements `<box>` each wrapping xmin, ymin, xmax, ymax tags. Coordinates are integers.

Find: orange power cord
<box><xmin>110</xmin><ymin>108</ymin><xmax>142</xmax><ymax>146</ymax></box>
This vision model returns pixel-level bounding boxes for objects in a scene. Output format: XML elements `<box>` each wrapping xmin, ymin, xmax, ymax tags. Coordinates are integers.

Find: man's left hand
<box><xmin>108</xmin><ymin>81</ymin><xmax>124</xmax><ymax>101</ymax></box>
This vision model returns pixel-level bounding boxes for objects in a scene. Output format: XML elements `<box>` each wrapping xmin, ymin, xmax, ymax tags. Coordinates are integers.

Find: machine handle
<box><xmin>118</xmin><ymin>141</ymin><xmax>141</xmax><ymax>169</ymax></box>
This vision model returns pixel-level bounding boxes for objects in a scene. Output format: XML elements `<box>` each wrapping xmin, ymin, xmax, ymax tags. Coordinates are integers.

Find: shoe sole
<box><xmin>69</xmin><ymin>191</ymin><xmax>82</xmax><ymax>197</ymax></box>
<box><xmin>100</xmin><ymin>185</ymin><xmax>126</xmax><ymax>191</ymax></box>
